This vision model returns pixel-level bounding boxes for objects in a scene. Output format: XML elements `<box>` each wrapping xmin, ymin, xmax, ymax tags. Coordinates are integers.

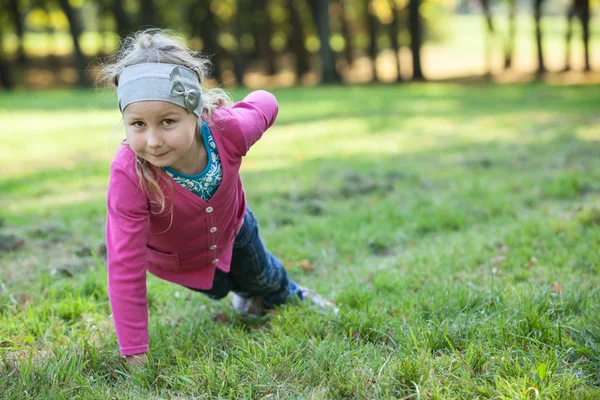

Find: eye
<box><xmin>163</xmin><ymin>119</ymin><xmax>175</xmax><ymax>126</ymax></box>
<box><xmin>131</xmin><ymin>121</ymin><xmax>145</xmax><ymax>127</ymax></box>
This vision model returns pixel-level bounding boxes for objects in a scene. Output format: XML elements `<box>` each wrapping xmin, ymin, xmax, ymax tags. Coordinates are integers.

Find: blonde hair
<box><xmin>97</xmin><ymin>28</ymin><xmax>232</xmax><ymax>215</ymax></box>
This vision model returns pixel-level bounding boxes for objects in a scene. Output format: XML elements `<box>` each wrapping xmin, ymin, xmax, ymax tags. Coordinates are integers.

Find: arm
<box><xmin>106</xmin><ymin>162</ymin><xmax>151</xmax><ymax>357</ymax></box>
<box><xmin>227</xmin><ymin>90</ymin><xmax>279</xmax><ymax>156</ymax></box>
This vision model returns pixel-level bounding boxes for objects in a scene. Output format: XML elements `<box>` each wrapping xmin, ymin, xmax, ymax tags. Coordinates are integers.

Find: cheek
<box><xmin>125</xmin><ymin>130</ymin><xmax>145</xmax><ymax>152</ymax></box>
<box><xmin>169</xmin><ymin>126</ymin><xmax>197</xmax><ymax>149</ymax></box>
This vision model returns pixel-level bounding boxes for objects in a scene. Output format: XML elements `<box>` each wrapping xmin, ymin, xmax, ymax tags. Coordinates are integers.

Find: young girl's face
<box><xmin>123</xmin><ymin>101</ymin><xmax>199</xmax><ymax>172</ymax></box>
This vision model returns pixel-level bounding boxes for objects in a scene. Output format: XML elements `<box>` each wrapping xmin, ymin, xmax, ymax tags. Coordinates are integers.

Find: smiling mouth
<box><xmin>151</xmin><ymin>151</ymin><xmax>169</xmax><ymax>158</ymax></box>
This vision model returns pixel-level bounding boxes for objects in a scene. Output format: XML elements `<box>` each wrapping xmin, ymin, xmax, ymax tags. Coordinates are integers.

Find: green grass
<box><xmin>1</xmin><ymin>83</ymin><xmax>600</xmax><ymax>398</ymax></box>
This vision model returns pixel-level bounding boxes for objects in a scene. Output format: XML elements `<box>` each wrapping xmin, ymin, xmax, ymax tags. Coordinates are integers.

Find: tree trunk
<box><xmin>0</xmin><ymin>27</ymin><xmax>14</xmax><ymax>90</ymax></box>
<box><xmin>232</xmin><ymin>1</ymin><xmax>246</xmax><ymax>86</ymax></box>
<box><xmin>8</xmin><ymin>0</ymin><xmax>26</xmax><ymax>65</ymax></box>
<box><xmin>563</xmin><ymin>2</ymin><xmax>576</xmax><ymax>71</ymax></box>
<box><xmin>112</xmin><ymin>0</ymin><xmax>132</xmax><ymax>38</ymax></box>
<box><xmin>577</xmin><ymin>0</ymin><xmax>590</xmax><ymax>71</ymax></box>
<box><xmin>339</xmin><ymin>0</ymin><xmax>354</xmax><ymax>67</ymax></box>
<box><xmin>140</xmin><ymin>0</ymin><xmax>158</xmax><ymax>28</ymax></box>
<box><xmin>253</xmin><ymin>5</ymin><xmax>277</xmax><ymax>76</ymax></box>
<box><xmin>42</xmin><ymin>2</ymin><xmax>61</xmax><ymax>70</ymax></box>
<box><xmin>534</xmin><ymin>0</ymin><xmax>546</xmax><ymax>75</ymax></box>
<box><xmin>197</xmin><ymin>1</ymin><xmax>222</xmax><ymax>83</ymax></box>
<box><xmin>57</xmin><ymin>0</ymin><xmax>89</xmax><ymax>87</ymax></box>
<box><xmin>409</xmin><ymin>0</ymin><xmax>424</xmax><ymax>80</ymax></box>
<box><xmin>389</xmin><ymin>0</ymin><xmax>402</xmax><ymax>82</ymax></box>
<box><xmin>480</xmin><ymin>0</ymin><xmax>495</xmax><ymax>76</ymax></box>
<box><xmin>366</xmin><ymin>0</ymin><xmax>378</xmax><ymax>82</ymax></box>
<box><xmin>288</xmin><ymin>0</ymin><xmax>311</xmax><ymax>81</ymax></box>
<box><xmin>310</xmin><ymin>0</ymin><xmax>341</xmax><ymax>83</ymax></box>
<box><xmin>503</xmin><ymin>0</ymin><xmax>516</xmax><ymax>69</ymax></box>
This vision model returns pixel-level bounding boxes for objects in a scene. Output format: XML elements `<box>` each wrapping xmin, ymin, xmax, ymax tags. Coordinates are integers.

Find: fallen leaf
<box><xmin>529</xmin><ymin>257</ymin><xmax>538</xmax><ymax>266</ymax></box>
<box><xmin>491</xmin><ymin>256</ymin><xmax>506</xmax><ymax>265</ymax></box>
<box><xmin>212</xmin><ymin>313</ymin><xmax>230</xmax><ymax>324</ymax></box>
<box><xmin>551</xmin><ymin>280</ymin><xmax>565</xmax><ymax>294</ymax></box>
<box><xmin>300</xmin><ymin>259</ymin><xmax>313</xmax><ymax>272</ymax></box>
<box><xmin>497</xmin><ymin>242</ymin><xmax>509</xmax><ymax>254</ymax></box>
<box><xmin>351</xmin><ymin>331</ymin><xmax>361</xmax><ymax>340</ymax></box>
<box><xmin>365</xmin><ymin>274</ymin><xmax>373</xmax><ymax>282</ymax></box>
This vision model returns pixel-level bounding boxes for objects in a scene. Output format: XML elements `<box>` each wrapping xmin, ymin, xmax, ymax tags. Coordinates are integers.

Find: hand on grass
<box><xmin>125</xmin><ymin>353</ymin><xmax>148</xmax><ymax>368</ymax></box>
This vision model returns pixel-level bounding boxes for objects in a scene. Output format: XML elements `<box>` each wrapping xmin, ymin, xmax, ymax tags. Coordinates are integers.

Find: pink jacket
<box><xmin>106</xmin><ymin>90</ymin><xmax>279</xmax><ymax>356</ymax></box>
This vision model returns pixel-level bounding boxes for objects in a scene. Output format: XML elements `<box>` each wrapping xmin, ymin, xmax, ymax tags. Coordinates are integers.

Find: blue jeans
<box><xmin>187</xmin><ymin>207</ymin><xmax>300</xmax><ymax>308</ymax></box>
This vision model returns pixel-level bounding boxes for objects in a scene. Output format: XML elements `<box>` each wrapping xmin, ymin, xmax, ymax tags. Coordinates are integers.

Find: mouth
<box><xmin>151</xmin><ymin>151</ymin><xmax>169</xmax><ymax>159</ymax></box>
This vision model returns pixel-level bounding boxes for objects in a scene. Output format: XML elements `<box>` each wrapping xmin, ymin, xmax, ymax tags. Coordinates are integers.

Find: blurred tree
<box><xmin>252</xmin><ymin>3</ymin><xmax>277</xmax><ymax>76</ymax></box>
<box><xmin>108</xmin><ymin>0</ymin><xmax>133</xmax><ymax>38</ymax></box>
<box><xmin>564</xmin><ymin>0</ymin><xmax>591</xmax><ymax>71</ymax></box>
<box><xmin>40</xmin><ymin>1</ymin><xmax>61</xmax><ymax>69</ymax></box>
<box><xmin>232</xmin><ymin>0</ymin><xmax>248</xmax><ymax>86</ymax></box>
<box><xmin>288</xmin><ymin>0</ymin><xmax>311</xmax><ymax>81</ymax></box>
<box><xmin>503</xmin><ymin>0</ymin><xmax>516</xmax><ymax>69</ymax></box>
<box><xmin>0</xmin><ymin>4</ymin><xmax>14</xmax><ymax>90</ymax></box>
<box><xmin>365</xmin><ymin>0</ymin><xmax>379</xmax><ymax>81</ymax></box>
<box><xmin>480</xmin><ymin>0</ymin><xmax>495</xmax><ymax>75</ymax></box>
<box><xmin>7</xmin><ymin>0</ymin><xmax>27</xmax><ymax>65</ymax></box>
<box><xmin>339</xmin><ymin>0</ymin><xmax>355</xmax><ymax>67</ymax></box>
<box><xmin>533</xmin><ymin>0</ymin><xmax>546</xmax><ymax>75</ymax></box>
<box><xmin>309</xmin><ymin>0</ymin><xmax>341</xmax><ymax>83</ymax></box>
<box><xmin>579</xmin><ymin>0</ymin><xmax>590</xmax><ymax>71</ymax></box>
<box><xmin>389</xmin><ymin>0</ymin><xmax>402</xmax><ymax>82</ymax></box>
<box><xmin>408</xmin><ymin>0</ymin><xmax>424</xmax><ymax>80</ymax></box>
<box><xmin>57</xmin><ymin>0</ymin><xmax>89</xmax><ymax>86</ymax></box>
<box><xmin>140</xmin><ymin>0</ymin><xmax>159</xmax><ymax>27</ymax></box>
<box><xmin>190</xmin><ymin>0</ymin><xmax>223</xmax><ymax>82</ymax></box>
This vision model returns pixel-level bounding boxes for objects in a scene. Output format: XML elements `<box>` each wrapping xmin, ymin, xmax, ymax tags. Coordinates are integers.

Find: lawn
<box><xmin>1</xmin><ymin>83</ymin><xmax>599</xmax><ymax>398</ymax></box>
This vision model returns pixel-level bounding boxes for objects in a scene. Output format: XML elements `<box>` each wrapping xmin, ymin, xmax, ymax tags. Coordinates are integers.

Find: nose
<box><xmin>146</xmin><ymin>129</ymin><xmax>163</xmax><ymax>149</ymax></box>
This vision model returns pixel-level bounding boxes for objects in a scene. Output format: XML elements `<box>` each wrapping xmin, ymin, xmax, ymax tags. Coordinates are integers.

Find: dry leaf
<box><xmin>351</xmin><ymin>331</ymin><xmax>361</xmax><ymax>340</ymax></box>
<box><xmin>528</xmin><ymin>257</ymin><xmax>538</xmax><ymax>266</ymax></box>
<box><xmin>497</xmin><ymin>242</ymin><xmax>509</xmax><ymax>254</ymax></box>
<box><xmin>300</xmin><ymin>259</ymin><xmax>313</xmax><ymax>272</ymax></box>
<box><xmin>551</xmin><ymin>280</ymin><xmax>565</xmax><ymax>294</ymax></box>
<box><xmin>365</xmin><ymin>274</ymin><xmax>373</xmax><ymax>282</ymax></box>
<box><xmin>491</xmin><ymin>256</ymin><xmax>506</xmax><ymax>265</ymax></box>
<box><xmin>212</xmin><ymin>313</ymin><xmax>230</xmax><ymax>324</ymax></box>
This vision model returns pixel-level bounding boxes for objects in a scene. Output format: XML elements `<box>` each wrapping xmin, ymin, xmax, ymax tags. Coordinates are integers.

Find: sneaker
<box><xmin>232</xmin><ymin>293</ymin><xmax>266</xmax><ymax>316</ymax></box>
<box><xmin>298</xmin><ymin>286</ymin><xmax>339</xmax><ymax>315</ymax></box>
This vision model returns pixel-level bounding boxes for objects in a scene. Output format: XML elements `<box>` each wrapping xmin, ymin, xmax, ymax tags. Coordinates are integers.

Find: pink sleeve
<box><xmin>226</xmin><ymin>90</ymin><xmax>279</xmax><ymax>156</ymax></box>
<box><xmin>106</xmin><ymin>162</ymin><xmax>150</xmax><ymax>356</ymax></box>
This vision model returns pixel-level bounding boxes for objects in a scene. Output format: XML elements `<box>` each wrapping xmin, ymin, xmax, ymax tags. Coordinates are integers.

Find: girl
<box><xmin>99</xmin><ymin>29</ymin><xmax>336</xmax><ymax>367</ymax></box>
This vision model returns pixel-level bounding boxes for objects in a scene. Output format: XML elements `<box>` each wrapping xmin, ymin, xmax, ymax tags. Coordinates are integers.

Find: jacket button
<box><xmin>206</xmin><ymin>207</ymin><xmax>213</xmax><ymax>213</ymax></box>
<box><xmin>212</xmin><ymin>259</ymin><xmax>219</xmax><ymax>264</ymax></box>
<box><xmin>210</xmin><ymin>227</ymin><xmax>217</xmax><ymax>233</ymax></box>
<box><xmin>210</xmin><ymin>245</ymin><xmax>217</xmax><ymax>250</ymax></box>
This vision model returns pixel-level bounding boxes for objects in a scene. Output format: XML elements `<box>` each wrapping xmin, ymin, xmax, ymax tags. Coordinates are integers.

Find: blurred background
<box><xmin>0</xmin><ymin>0</ymin><xmax>598</xmax><ymax>90</ymax></box>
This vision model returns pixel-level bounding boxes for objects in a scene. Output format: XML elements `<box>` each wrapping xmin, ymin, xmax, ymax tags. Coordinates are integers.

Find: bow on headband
<box><xmin>169</xmin><ymin>66</ymin><xmax>201</xmax><ymax>115</ymax></box>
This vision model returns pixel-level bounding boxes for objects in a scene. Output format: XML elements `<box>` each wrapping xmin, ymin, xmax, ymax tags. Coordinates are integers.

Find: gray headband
<box><xmin>117</xmin><ymin>63</ymin><xmax>204</xmax><ymax>118</ymax></box>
